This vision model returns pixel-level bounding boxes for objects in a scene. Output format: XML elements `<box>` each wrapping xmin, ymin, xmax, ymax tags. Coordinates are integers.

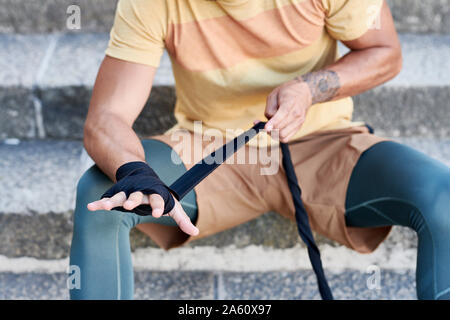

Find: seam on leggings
<box><xmin>436</xmin><ymin>286</ymin><xmax>450</xmax><ymax>300</ymax></box>
<box><xmin>115</xmin><ymin>214</ymin><xmax>122</xmax><ymax>300</ymax></box>
<box><xmin>347</xmin><ymin>197</ymin><xmax>437</xmax><ymax>299</ymax></box>
<box><xmin>365</xmin><ymin>204</ymin><xmax>399</xmax><ymax>226</ymax></box>
<box><xmin>346</xmin><ymin>197</ymin><xmax>418</xmax><ymax>214</ymax></box>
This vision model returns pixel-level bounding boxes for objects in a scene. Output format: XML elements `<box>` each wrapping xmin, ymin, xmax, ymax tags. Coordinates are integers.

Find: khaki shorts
<box><xmin>136</xmin><ymin>125</ymin><xmax>392</xmax><ymax>254</ymax></box>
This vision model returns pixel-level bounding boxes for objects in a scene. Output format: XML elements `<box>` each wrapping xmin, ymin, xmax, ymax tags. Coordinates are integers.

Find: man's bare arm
<box><xmin>84</xmin><ymin>56</ymin><xmax>154</xmax><ymax>181</ymax></box>
<box><xmin>265</xmin><ymin>0</ymin><xmax>402</xmax><ymax>141</ymax></box>
<box><xmin>300</xmin><ymin>0</ymin><xmax>401</xmax><ymax>103</ymax></box>
<box><xmin>84</xmin><ymin>56</ymin><xmax>199</xmax><ymax>236</ymax></box>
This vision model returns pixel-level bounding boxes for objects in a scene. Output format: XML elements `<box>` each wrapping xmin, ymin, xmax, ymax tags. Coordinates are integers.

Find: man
<box><xmin>69</xmin><ymin>0</ymin><xmax>450</xmax><ymax>300</ymax></box>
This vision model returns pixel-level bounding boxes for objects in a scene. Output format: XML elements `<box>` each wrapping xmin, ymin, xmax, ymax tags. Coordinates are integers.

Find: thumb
<box><xmin>264</xmin><ymin>90</ymin><xmax>279</xmax><ymax>120</ymax></box>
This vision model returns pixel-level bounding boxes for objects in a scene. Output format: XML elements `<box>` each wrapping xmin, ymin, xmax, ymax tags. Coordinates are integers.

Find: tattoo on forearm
<box><xmin>295</xmin><ymin>70</ymin><xmax>341</xmax><ymax>105</ymax></box>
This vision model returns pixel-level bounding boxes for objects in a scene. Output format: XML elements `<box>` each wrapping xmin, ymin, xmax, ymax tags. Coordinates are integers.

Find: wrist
<box><xmin>294</xmin><ymin>80</ymin><xmax>313</xmax><ymax>109</ymax></box>
<box><xmin>295</xmin><ymin>70</ymin><xmax>341</xmax><ymax>105</ymax></box>
<box><xmin>102</xmin><ymin>160</ymin><xmax>176</xmax><ymax>215</ymax></box>
<box><xmin>116</xmin><ymin>161</ymin><xmax>157</xmax><ymax>181</ymax></box>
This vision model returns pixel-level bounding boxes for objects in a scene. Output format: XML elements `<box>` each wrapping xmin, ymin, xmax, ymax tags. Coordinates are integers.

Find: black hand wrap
<box><xmin>101</xmin><ymin>161</ymin><xmax>176</xmax><ymax>216</ymax></box>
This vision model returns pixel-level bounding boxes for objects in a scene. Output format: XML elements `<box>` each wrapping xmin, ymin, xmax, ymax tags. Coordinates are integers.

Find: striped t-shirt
<box><xmin>106</xmin><ymin>0</ymin><xmax>383</xmax><ymax>145</ymax></box>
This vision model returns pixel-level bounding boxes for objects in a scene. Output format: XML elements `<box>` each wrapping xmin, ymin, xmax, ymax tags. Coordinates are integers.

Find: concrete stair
<box><xmin>0</xmin><ymin>0</ymin><xmax>449</xmax><ymax>300</ymax></box>
<box><xmin>1</xmin><ymin>138</ymin><xmax>449</xmax><ymax>259</ymax></box>
<box><xmin>0</xmin><ymin>0</ymin><xmax>449</xmax><ymax>34</ymax></box>
<box><xmin>1</xmin><ymin>33</ymin><xmax>450</xmax><ymax>141</ymax></box>
<box><xmin>0</xmin><ymin>270</ymin><xmax>416</xmax><ymax>300</ymax></box>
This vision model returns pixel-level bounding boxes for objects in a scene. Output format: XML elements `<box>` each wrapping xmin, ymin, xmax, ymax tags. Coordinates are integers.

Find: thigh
<box><xmin>344</xmin><ymin>139</ymin><xmax>450</xmax><ymax>300</ymax></box>
<box><xmin>345</xmin><ymin>140</ymin><xmax>450</xmax><ymax>227</ymax></box>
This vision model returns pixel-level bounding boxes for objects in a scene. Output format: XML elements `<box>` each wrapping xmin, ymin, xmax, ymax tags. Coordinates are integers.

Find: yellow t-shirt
<box><xmin>106</xmin><ymin>0</ymin><xmax>383</xmax><ymax>145</ymax></box>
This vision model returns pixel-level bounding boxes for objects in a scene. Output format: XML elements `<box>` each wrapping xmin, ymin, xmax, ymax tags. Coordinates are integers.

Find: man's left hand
<box><xmin>263</xmin><ymin>78</ymin><xmax>313</xmax><ymax>143</ymax></box>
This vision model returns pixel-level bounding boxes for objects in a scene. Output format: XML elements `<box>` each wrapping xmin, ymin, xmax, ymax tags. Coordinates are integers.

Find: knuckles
<box><xmin>291</xmin><ymin>107</ymin><xmax>304</xmax><ymax>118</ymax></box>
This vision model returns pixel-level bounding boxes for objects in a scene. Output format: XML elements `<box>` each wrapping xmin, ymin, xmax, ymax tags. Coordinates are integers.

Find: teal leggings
<box><xmin>345</xmin><ymin>141</ymin><xmax>450</xmax><ymax>300</ymax></box>
<box><xmin>69</xmin><ymin>140</ymin><xmax>450</xmax><ymax>300</ymax></box>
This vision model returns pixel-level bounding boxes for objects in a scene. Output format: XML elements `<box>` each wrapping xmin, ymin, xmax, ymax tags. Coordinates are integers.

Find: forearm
<box><xmin>264</xmin><ymin>31</ymin><xmax>402</xmax><ymax>142</ymax></box>
<box><xmin>296</xmin><ymin>0</ymin><xmax>402</xmax><ymax>105</ymax></box>
<box><xmin>84</xmin><ymin>113</ymin><xmax>145</xmax><ymax>182</ymax></box>
<box><xmin>296</xmin><ymin>46</ymin><xmax>402</xmax><ymax>105</ymax></box>
<box><xmin>82</xmin><ymin>56</ymin><xmax>157</xmax><ymax>182</ymax></box>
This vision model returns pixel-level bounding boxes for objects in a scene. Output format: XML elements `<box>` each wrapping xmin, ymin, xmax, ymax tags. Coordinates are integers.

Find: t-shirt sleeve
<box><xmin>321</xmin><ymin>0</ymin><xmax>383</xmax><ymax>41</ymax></box>
<box><xmin>105</xmin><ymin>0</ymin><xmax>167</xmax><ymax>67</ymax></box>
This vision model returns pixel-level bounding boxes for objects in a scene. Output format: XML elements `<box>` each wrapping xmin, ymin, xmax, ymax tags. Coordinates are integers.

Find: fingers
<box><xmin>105</xmin><ymin>192</ymin><xmax>128</xmax><ymax>210</ymax></box>
<box><xmin>88</xmin><ymin>189</ymin><xmax>199</xmax><ymax>236</ymax></box>
<box><xmin>87</xmin><ymin>199</ymin><xmax>106</xmax><ymax>211</ymax></box>
<box><xmin>149</xmin><ymin>193</ymin><xmax>165</xmax><ymax>218</ymax></box>
<box><xmin>87</xmin><ymin>190</ymin><xmax>167</xmax><ymax>218</ymax></box>
<box><xmin>279</xmin><ymin>118</ymin><xmax>302</xmax><ymax>143</ymax></box>
<box><xmin>266</xmin><ymin>99</ymin><xmax>293</xmax><ymax>133</ymax></box>
<box><xmin>123</xmin><ymin>191</ymin><xmax>144</xmax><ymax>210</ymax></box>
<box><xmin>264</xmin><ymin>89</ymin><xmax>279</xmax><ymax>122</ymax></box>
<box><xmin>88</xmin><ymin>191</ymin><xmax>146</xmax><ymax>212</ymax></box>
<box><xmin>265</xmin><ymin>88</ymin><xmax>294</xmax><ymax>132</ymax></box>
<box><xmin>87</xmin><ymin>191</ymin><xmax>127</xmax><ymax>211</ymax></box>
<box><xmin>265</xmin><ymin>80</ymin><xmax>312</xmax><ymax>135</ymax></box>
<box><xmin>168</xmin><ymin>201</ymin><xmax>199</xmax><ymax>236</ymax></box>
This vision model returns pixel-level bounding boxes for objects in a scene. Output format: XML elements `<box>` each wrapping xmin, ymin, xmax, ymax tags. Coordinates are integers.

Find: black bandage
<box><xmin>101</xmin><ymin>161</ymin><xmax>175</xmax><ymax>216</ymax></box>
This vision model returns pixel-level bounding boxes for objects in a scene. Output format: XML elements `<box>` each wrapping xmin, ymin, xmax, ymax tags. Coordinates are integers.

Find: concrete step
<box><xmin>1</xmin><ymin>33</ymin><xmax>450</xmax><ymax>140</ymax></box>
<box><xmin>0</xmin><ymin>0</ymin><xmax>448</xmax><ymax>34</ymax></box>
<box><xmin>0</xmin><ymin>269</ymin><xmax>416</xmax><ymax>300</ymax></box>
<box><xmin>1</xmin><ymin>137</ymin><xmax>448</xmax><ymax>260</ymax></box>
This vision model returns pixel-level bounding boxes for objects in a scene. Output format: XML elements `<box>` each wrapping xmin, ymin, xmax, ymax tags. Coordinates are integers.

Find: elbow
<box><xmin>378</xmin><ymin>44</ymin><xmax>402</xmax><ymax>84</ymax></box>
<box><xmin>83</xmin><ymin>118</ymin><xmax>96</xmax><ymax>152</ymax></box>
<box><xmin>83</xmin><ymin>108</ymin><xmax>108</xmax><ymax>148</ymax></box>
<box><xmin>83</xmin><ymin>112</ymin><xmax>131</xmax><ymax>152</ymax></box>
<box><xmin>83</xmin><ymin>112</ymin><xmax>106</xmax><ymax>152</ymax></box>
<box><xmin>389</xmin><ymin>44</ymin><xmax>403</xmax><ymax>79</ymax></box>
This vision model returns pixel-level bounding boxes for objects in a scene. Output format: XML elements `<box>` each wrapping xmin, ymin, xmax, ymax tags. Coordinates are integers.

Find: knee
<box><xmin>73</xmin><ymin>166</ymin><xmax>126</xmax><ymax>234</ymax></box>
<box><xmin>75</xmin><ymin>165</ymin><xmax>114</xmax><ymax>207</ymax></box>
<box><xmin>417</xmin><ymin>172</ymin><xmax>450</xmax><ymax>235</ymax></box>
<box><xmin>73</xmin><ymin>166</ymin><xmax>120</xmax><ymax>226</ymax></box>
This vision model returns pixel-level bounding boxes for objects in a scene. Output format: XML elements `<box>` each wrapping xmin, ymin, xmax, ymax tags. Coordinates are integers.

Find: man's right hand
<box><xmin>87</xmin><ymin>191</ymin><xmax>199</xmax><ymax>236</ymax></box>
<box><xmin>83</xmin><ymin>57</ymin><xmax>199</xmax><ymax>238</ymax></box>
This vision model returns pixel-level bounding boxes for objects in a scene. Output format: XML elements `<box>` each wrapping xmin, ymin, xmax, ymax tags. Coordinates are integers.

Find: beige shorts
<box><xmin>136</xmin><ymin>125</ymin><xmax>392</xmax><ymax>254</ymax></box>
